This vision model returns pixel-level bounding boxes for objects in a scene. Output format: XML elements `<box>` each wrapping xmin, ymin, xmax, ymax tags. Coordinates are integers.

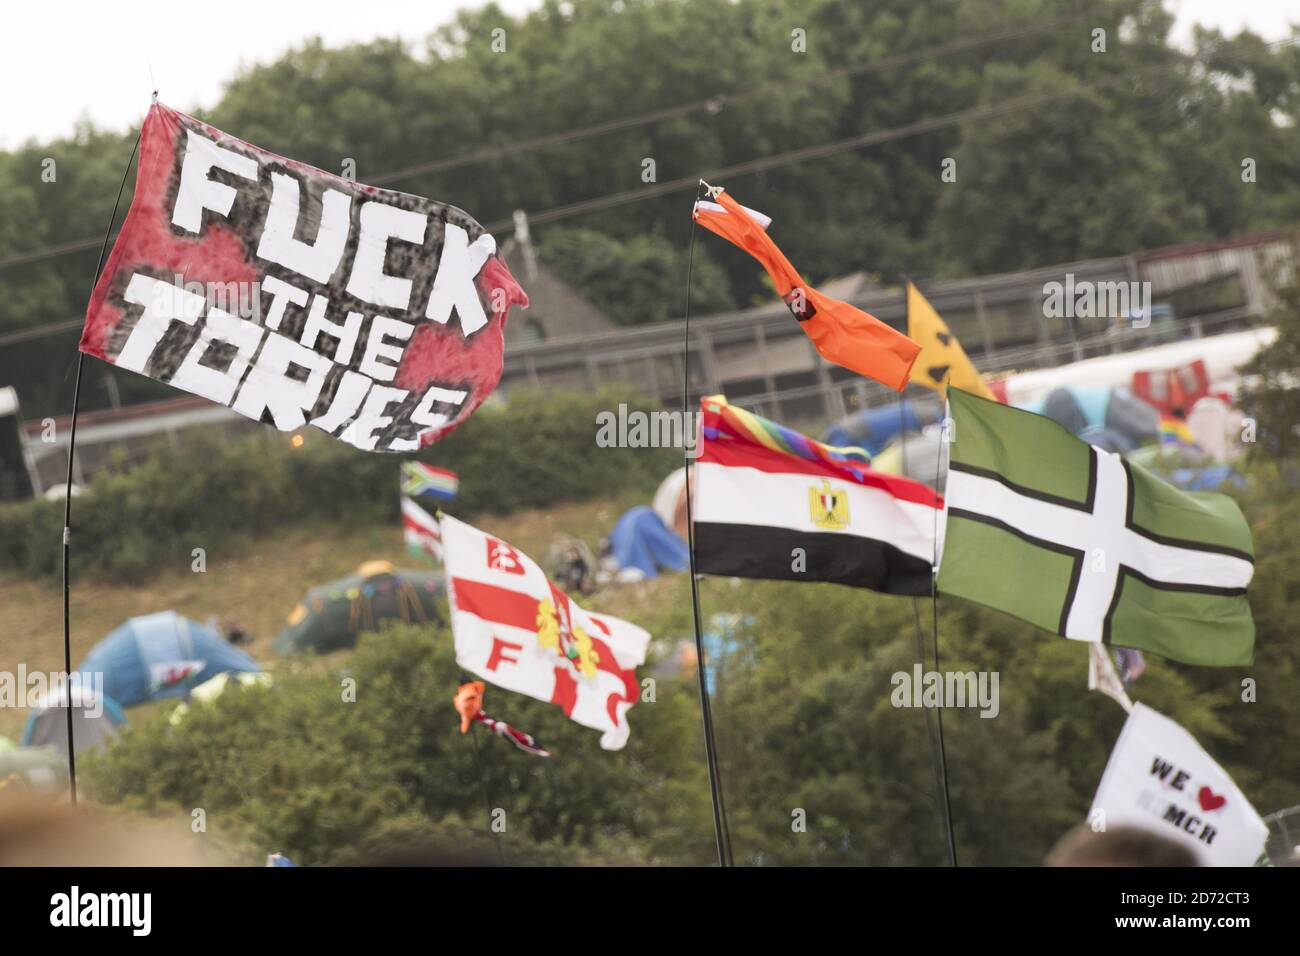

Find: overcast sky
<box><xmin>2</xmin><ymin>0</ymin><xmax>1296</xmax><ymax>149</ymax></box>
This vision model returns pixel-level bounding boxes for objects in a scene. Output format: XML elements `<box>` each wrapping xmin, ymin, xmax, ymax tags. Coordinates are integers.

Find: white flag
<box><xmin>1087</xmin><ymin>643</ymin><xmax>1133</xmax><ymax>713</ymax></box>
<box><xmin>1090</xmin><ymin>703</ymin><xmax>1267</xmax><ymax>866</ymax></box>
<box><xmin>440</xmin><ymin>514</ymin><xmax>649</xmax><ymax>750</ymax></box>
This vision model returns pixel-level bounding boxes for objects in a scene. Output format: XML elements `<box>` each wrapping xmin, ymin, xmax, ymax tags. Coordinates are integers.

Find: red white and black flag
<box><xmin>80</xmin><ymin>103</ymin><xmax>528</xmax><ymax>452</ymax></box>
<box><xmin>693</xmin><ymin>396</ymin><xmax>941</xmax><ymax>595</ymax></box>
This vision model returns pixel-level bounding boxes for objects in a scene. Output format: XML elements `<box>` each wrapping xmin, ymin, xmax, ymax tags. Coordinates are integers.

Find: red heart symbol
<box><xmin>1198</xmin><ymin>786</ymin><xmax>1227</xmax><ymax>812</ymax></box>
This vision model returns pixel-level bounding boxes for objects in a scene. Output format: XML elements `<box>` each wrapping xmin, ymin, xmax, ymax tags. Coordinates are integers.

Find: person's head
<box><xmin>1046</xmin><ymin>823</ymin><xmax>1200</xmax><ymax>867</ymax></box>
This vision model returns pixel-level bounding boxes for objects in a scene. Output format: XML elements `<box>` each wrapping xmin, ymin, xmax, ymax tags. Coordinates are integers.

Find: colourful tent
<box><xmin>274</xmin><ymin>561</ymin><xmax>444</xmax><ymax>654</ymax></box>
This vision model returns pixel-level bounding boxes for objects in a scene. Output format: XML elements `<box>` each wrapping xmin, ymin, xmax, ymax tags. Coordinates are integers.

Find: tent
<box><xmin>274</xmin><ymin>560</ymin><xmax>444</xmax><ymax>654</ymax></box>
<box><xmin>870</xmin><ymin>428</ymin><xmax>946</xmax><ymax>489</ymax></box>
<box><xmin>21</xmin><ymin>686</ymin><xmax>126</xmax><ymax>758</ymax></box>
<box><xmin>77</xmin><ymin>611</ymin><xmax>260</xmax><ymax>708</ymax></box>
<box><xmin>169</xmin><ymin>672</ymin><xmax>274</xmax><ymax>726</ymax></box>
<box><xmin>1186</xmin><ymin>396</ymin><xmax>1246</xmax><ymax>461</ymax></box>
<box><xmin>823</xmin><ymin>398</ymin><xmax>941</xmax><ymax>457</ymax></box>
<box><xmin>1018</xmin><ymin>385</ymin><xmax>1159</xmax><ymax>448</ymax></box>
<box><xmin>0</xmin><ymin>744</ymin><xmax>68</xmax><ymax>794</ymax></box>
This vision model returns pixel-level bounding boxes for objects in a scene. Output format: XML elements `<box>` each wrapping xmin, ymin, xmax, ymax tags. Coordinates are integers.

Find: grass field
<box><xmin>0</xmin><ymin>490</ymin><xmax>652</xmax><ymax>741</ymax></box>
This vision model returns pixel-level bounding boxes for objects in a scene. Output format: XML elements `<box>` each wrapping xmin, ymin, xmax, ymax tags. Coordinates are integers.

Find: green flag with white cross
<box><xmin>937</xmin><ymin>388</ymin><xmax>1255</xmax><ymax>666</ymax></box>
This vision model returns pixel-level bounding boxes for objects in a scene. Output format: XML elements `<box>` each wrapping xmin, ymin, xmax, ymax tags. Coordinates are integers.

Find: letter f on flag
<box><xmin>693</xmin><ymin>188</ymin><xmax>920</xmax><ymax>391</ymax></box>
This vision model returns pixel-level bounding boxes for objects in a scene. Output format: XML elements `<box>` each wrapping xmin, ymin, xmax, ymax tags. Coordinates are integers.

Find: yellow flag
<box><xmin>906</xmin><ymin>283</ymin><xmax>995</xmax><ymax>400</ymax></box>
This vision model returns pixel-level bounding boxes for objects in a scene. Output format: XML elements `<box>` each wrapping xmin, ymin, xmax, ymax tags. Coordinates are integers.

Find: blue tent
<box><xmin>823</xmin><ymin>399</ymin><xmax>940</xmax><ymax>457</ymax></box>
<box><xmin>608</xmin><ymin>507</ymin><xmax>689</xmax><ymax>579</ymax></box>
<box><xmin>76</xmin><ymin>611</ymin><xmax>260</xmax><ymax>708</ymax></box>
<box><xmin>1018</xmin><ymin>385</ymin><xmax>1159</xmax><ymax>446</ymax></box>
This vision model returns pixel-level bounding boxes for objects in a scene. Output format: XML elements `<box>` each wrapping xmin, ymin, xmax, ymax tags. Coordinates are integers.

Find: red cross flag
<box><xmin>441</xmin><ymin>514</ymin><xmax>650</xmax><ymax>750</ymax></box>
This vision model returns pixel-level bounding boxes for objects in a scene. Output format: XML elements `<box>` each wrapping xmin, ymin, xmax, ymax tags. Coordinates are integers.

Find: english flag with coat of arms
<box><xmin>440</xmin><ymin>514</ymin><xmax>650</xmax><ymax>750</ymax></box>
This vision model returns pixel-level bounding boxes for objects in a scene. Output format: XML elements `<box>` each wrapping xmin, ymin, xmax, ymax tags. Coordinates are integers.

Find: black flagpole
<box><xmin>903</xmin><ymin>279</ymin><xmax>957</xmax><ymax>865</ymax></box>
<box><xmin>62</xmin><ymin>120</ymin><xmax>144</xmax><ymax>805</ymax></box>
<box><xmin>932</xmin><ymin>390</ymin><xmax>958</xmax><ymax>866</ymax></box>
<box><xmin>682</xmin><ymin>180</ymin><xmax>733</xmax><ymax>867</ymax></box>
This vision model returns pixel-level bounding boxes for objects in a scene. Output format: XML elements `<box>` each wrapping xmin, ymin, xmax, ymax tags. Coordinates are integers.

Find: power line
<box><xmin>4</xmin><ymin>37</ymin><xmax>1293</xmax><ymax>344</ymax></box>
<box><xmin>0</xmin><ymin>14</ymin><xmax>1090</xmax><ymax>274</ymax></box>
<box><xmin>367</xmin><ymin>15</ymin><xmax>1085</xmax><ymax>185</ymax></box>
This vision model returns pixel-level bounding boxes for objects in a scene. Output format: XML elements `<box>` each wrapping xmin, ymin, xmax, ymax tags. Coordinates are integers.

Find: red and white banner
<box><xmin>441</xmin><ymin>514</ymin><xmax>649</xmax><ymax>750</ymax></box>
<box><xmin>80</xmin><ymin>103</ymin><xmax>528</xmax><ymax>452</ymax></box>
<box><xmin>401</xmin><ymin>495</ymin><xmax>442</xmax><ymax>561</ymax></box>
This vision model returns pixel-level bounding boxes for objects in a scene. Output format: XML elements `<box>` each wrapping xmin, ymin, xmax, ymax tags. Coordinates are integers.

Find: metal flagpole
<box><xmin>682</xmin><ymin>180</ymin><xmax>733</xmax><ymax>867</ymax></box>
<box><xmin>62</xmin><ymin>120</ymin><xmax>144</xmax><ymax>805</ymax></box>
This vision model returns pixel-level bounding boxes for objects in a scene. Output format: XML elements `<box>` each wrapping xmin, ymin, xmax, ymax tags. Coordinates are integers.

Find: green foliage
<box><xmin>0</xmin><ymin>388</ymin><xmax>675</xmax><ymax>583</ymax></box>
<box><xmin>84</xmin><ymin>624</ymin><xmax>713</xmax><ymax>866</ymax></box>
<box><xmin>6</xmin><ymin>0</ymin><xmax>1300</xmax><ymax>417</ymax></box>
<box><xmin>1240</xmin><ymin>235</ymin><xmax>1300</xmax><ymax>461</ymax></box>
<box><xmin>82</xmin><ymin>456</ymin><xmax>1300</xmax><ymax>865</ymax></box>
<box><xmin>537</xmin><ymin>227</ymin><xmax>735</xmax><ymax>325</ymax></box>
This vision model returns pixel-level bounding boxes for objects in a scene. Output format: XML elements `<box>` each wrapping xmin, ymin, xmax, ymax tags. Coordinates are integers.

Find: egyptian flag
<box><xmin>694</xmin><ymin>396</ymin><xmax>940</xmax><ymax>595</ymax></box>
<box><xmin>693</xmin><ymin>189</ymin><xmax>920</xmax><ymax>391</ymax></box>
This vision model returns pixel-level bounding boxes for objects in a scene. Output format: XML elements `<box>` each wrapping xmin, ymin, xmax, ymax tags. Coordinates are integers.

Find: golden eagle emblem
<box><xmin>809</xmin><ymin>479</ymin><xmax>849</xmax><ymax>530</ymax></box>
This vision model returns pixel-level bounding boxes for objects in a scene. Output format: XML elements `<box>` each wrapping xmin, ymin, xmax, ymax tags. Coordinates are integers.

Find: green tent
<box><xmin>274</xmin><ymin>561</ymin><xmax>444</xmax><ymax>654</ymax></box>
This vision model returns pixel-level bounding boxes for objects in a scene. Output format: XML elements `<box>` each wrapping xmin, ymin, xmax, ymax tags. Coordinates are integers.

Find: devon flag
<box><xmin>937</xmin><ymin>389</ymin><xmax>1255</xmax><ymax>666</ymax></box>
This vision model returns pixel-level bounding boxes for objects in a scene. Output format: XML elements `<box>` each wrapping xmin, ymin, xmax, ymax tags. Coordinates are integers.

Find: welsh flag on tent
<box><xmin>441</xmin><ymin>514</ymin><xmax>650</xmax><ymax>749</ymax></box>
<box><xmin>938</xmin><ymin>389</ymin><xmax>1255</xmax><ymax>666</ymax></box>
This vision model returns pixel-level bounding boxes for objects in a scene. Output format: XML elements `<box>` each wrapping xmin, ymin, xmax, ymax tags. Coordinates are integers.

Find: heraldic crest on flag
<box><xmin>441</xmin><ymin>514</ymin><xmax>649</xmax><ymax>749</ymax></box>
<box><xmin>938</xmin><ymin>388</ymin><xmax>1255</xmax><ymax>666</ymax></box>
<box><xmin>80</xmin><ymin>103</ymin><xmax>528</xmax><ymax>452</ymax></box>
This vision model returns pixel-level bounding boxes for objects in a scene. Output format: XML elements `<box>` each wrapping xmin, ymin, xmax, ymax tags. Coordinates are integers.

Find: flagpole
<box><xmin>901</xmin><ymin>279</ymin><xmax>956</xmax><ymax>864</ymax></box>
<box><xmin>469</xmin><ymin>719</ymin><xmax>507</xmax><ymax>864</ymax></box>
<box><xmin>61</xmin><ymin>122</ymin><xmax>143</xmax><ymax>806</ymax></box>
<box><xmin>682</xmin><ymin>180</ymin><xmax>733</xmax><ymax>867</ymax></box>
<box><xmin>932</xmin><ymin>395</ymin><xmax>958</xmax><ymax>866</ymax></box>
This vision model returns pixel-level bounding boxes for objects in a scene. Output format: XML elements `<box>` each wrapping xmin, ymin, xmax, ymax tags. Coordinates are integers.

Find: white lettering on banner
<box><xmin>171</xmin><ymin>306</ymin><xmax>264</xmax><ymax>406</ymax></box>
<box><xmin>359</xmin><ymin>316</ymin><xmax>415</xmax><ymax>382</ymax></box>
<box><xmin>351</xmin><ymin>384</ymin><xmax>410</xmax><ymax>451</ymax></box>
<box><xmin>100</xmin><ymin>118</ymin><xmax>507</xmax><ymax>452</ymax></box>
<box><xmin>117</xmin><ymin>274</ymin><xmax>206</xmax><ymax>373</ymax></box>
<box><xmin>231</xmin><ymin>332</ymin><xmax>334</xmax><ymax>429</ymax></box>
<box><xmin>426</xmin><ymin>223</ymin><xmax>494</xmax><ymax>336</ymax></box>
<box><xmin>309</xmin><ymin>370</ymin><xmax>373</xmax><ymax>433</ymax></box>
<box><xmin>299</xmin><ymin>294</ymin><xmax>362</xmax><ymax>365</ymax></box>
<box><xmin>259</xmin><ymin>274</ymin><xmax>310</xmax><ymax>331</ymax></box>
<box><xmin>256</xmin><ymin>173</ymin><xmax>352</xmax><ymax>283</ymax></box>
<box><xmin>346</xmin><ymin>201</ymin><xmax>429</xmax><ymax>310</ymax></box>
<box><xmin>171</xmin><ymin>130</ymin><xmax>258</xmax><ymax>233</ymax></box>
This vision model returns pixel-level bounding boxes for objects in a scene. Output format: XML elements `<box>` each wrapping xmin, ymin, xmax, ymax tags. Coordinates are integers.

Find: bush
<box><xmin>84</xmin><ymin>624</ymin><xmax>710</xmax><ymax>866</ymax></box>
<box><xmin>0</xmin><ymin>388</ymin><xmax>678</xmax><ymax>583</ymax></box>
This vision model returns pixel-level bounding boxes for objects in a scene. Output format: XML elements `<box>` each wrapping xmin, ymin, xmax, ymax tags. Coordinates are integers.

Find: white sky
<box><xmin>1</xmin><ymin>0</ymin><xmax>1295</xmax><ymax>149</ymax></box>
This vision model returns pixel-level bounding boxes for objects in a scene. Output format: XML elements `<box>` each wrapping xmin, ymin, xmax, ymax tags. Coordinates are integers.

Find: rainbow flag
<box><xmin>401</xmin><ymin>462</ymin><xmax>459</xmax><ymax>501</ymax></box>
<box><xmin>702</xmin><ymin>394</ymin><xmax>870</xmax><ymax>469</ymax></box>
<box><xmin>1159</xmin><ymin>416</ymin><xmax>1197</xmax><ymax>448</ymax></box>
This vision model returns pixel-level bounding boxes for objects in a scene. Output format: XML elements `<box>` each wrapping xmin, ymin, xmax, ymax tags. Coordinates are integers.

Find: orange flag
<box><xmin>693</xmin><ymin>189</ymin><xmax>920</xmax><ymax>391</ymax></box>
<box><xmin>454</xmin><ymin>680</ymin><xmax>484</xmax><ymax>734</ymax></box>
